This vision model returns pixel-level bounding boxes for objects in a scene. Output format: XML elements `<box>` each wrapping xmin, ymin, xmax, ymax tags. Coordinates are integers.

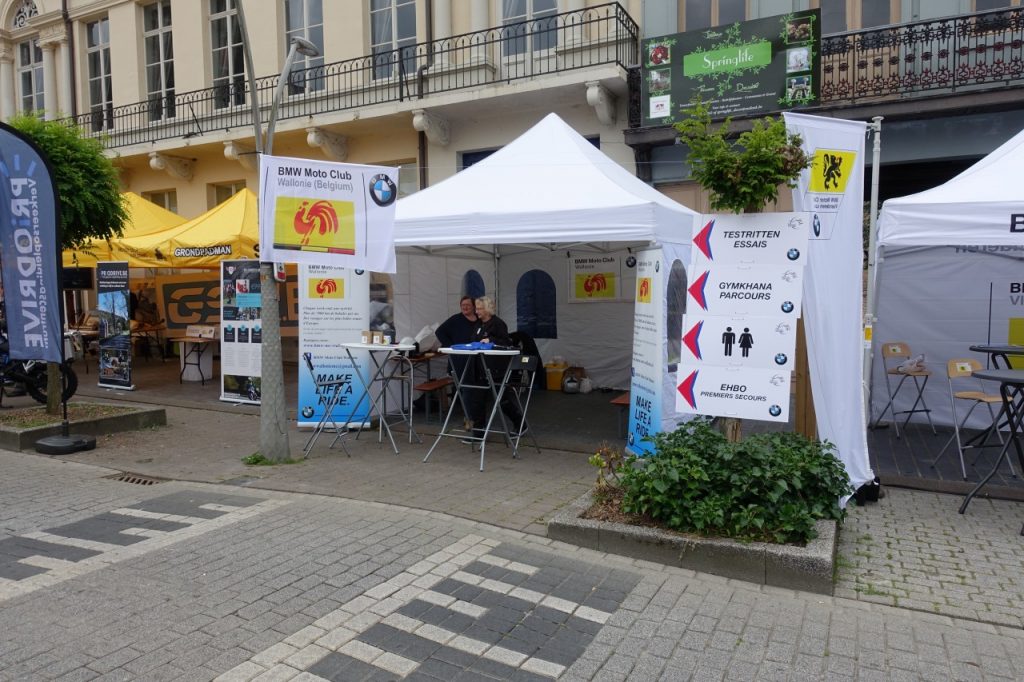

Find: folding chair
<box><xmin>930</xmin><ymin>359</ymin><xmax>1010</xmax><ymax>479</ymax></box>
<box><xmin>870</xmin><ymin>341</ymin><xmax>937</xmax><ymax>438</ymax></box>
<box><xmin>503</xmin><ymin>354</ymin><xmax>541</xmax><ymax>457</ymax></box>
<box><xmin>301</xmin><ymin>352</ymin><xmax>350</xmax><ymax>459</ymax></box>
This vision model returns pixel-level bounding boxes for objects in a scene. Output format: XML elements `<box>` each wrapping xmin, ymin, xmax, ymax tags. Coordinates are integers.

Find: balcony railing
<box><xmin>71</xmin><ymin>3</ymin><xmax>638</xmax><ymax>149</ymax></box>
<box><xmin>820</xmin><ymin>6</ymin><xmax>1024</xmax><ymax>103</ymax></box>
<box><xmin>627</xmin><ymin>6</ymin><xmax>1024</xmax><ymax>128</ymax></box>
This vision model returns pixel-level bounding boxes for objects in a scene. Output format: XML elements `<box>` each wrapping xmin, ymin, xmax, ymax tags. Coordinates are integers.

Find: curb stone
<box><xmin>546</xmin><ymin>491</ymin><xmax>836</xmax><ymax>594</ymax></box>
<box><xmin>0</xmin><ymin>406</ymin><xmax>167</xmax><ymax>452</ymax></box>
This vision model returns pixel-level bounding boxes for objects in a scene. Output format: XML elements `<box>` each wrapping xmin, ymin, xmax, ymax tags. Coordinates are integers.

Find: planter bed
<box><xmin>547</xmin><ymin>491</ymin><xmax>836</xmax><ymax>595</ymax></box>
<box><xmin>0</xmin><ymin>406</ymin><xmax>166</xmax><ymax>452</ymax></box>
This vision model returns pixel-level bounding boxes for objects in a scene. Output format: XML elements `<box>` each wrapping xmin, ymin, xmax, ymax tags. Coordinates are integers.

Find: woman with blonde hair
<box><xmin>472</xmin><ymin>296</ymin><xmax>511</xmax><ymax>346</ymax></box>
<box><xmin>463</xmin><ymin>296</ymin><xmax>521</xmax><ymax>442</ymax></box>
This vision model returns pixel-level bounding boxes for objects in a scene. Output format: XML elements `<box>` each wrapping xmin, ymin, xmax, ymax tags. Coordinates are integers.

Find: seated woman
<box><xmin>463</xmin><ymin>296</ymin><xmax>522</xmax><ymax>442</ymax></box>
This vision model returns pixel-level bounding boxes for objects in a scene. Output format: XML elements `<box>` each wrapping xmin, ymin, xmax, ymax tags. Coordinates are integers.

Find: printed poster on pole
<box><xmin>259</xmin><ymin>155</ymin><xmax>398</xmax><ymax>273</ymax></box>
<box><xmin>220</xmin><ymin>260</ymin><xmax>262</xmax><ymax>404</ymax></box>
<box><xmin>96</xmin><ymin>261</ymin><xmax>134</xmax><ymax>390</ymax></box>
<box><xmin>297</xmin><ymin>265</ymin><xmax>371</xmax><ymax>429</ymax></box>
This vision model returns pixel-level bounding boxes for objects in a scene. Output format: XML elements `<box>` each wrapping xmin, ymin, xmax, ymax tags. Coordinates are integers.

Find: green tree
<box><xmin>9</xmin><ymin>114</ymin><xmax>128</xmax><ymax>413</ymax></box>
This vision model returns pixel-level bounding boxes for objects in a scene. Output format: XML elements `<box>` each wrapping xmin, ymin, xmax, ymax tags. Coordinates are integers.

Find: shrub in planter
<box><xmin>618</xmin><ymin>419</ymin><xmax>851</xmax><ymax>545</ymax></box>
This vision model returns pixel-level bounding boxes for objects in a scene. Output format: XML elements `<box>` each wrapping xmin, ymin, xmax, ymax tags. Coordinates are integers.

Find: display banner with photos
<box><xmin>259</xmin><ymin>155</ymin><xmax>398</xmax><ymax>273</ymax></box>
<box><xmin>297</xmin><ymin>264</ymin><xmax>371</xmax><ymax>429</ymax></box>
<box><xmin>642</xmin><ymin>9</ymin><xmax>820</xmax><ymax>125</ymax></box>
<box><xmin>690</xmin><ymin>212</ymin><xmax>810</xmax><ymax>266</ymax></box>
<box><xmin>220</xmin><ymin>260</ymin><xmax>263</xmax><ymax>404</ymax></box>
<box><xmin>154</xmin><ymin>271</ymin><xmax>299</xmax><ymax>338</ymax></box>
<box><xmin>96</xmin><ymin>261</ymin><xmax>133</xmax><ymax>390</ymax></box>
<box><xmin>0</xmin><ymin>123</ymin><xmax>62</xmax><ymax>362</ymax></box>
<box><xmin>681</xmin><ymin>313</ymin><xmax>797</xmax><ymax>371</ymax></box>
<box><xmin>568</xmin><ymin>255</ymin><xmax>621</xmax><ymax>302</ymax></box>
<box><xmin>686</xmin><ymin>264</ymin><xmax>804</xmax><ymax>317</ymax></box>
<box><xmin>675</xmin><ymin>363</ymin><xmax>792</xmax><ymax>422</ymax></box>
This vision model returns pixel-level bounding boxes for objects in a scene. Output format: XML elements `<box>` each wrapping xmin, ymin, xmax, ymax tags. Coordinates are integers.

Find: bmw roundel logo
<box><xmin>369</xmin><ymin>174</ymin><xmax>397</xmax><ymax>207</ymax></box>
<box><xmin>627</xmin><ymin>432</ymin><xmax>635</xmax><ymax>445</ymax></box>
<box><xmin>774</xmin><ymin>353</ymin><xmax>788</xmax><ymax>365</ymax></box>
<box><xmin>301</xmin><ymin>406</ymin><xmax>315</xmax><ymax>419</ymax></box>
<box><xmin>626</xmin><ymin>255</ymin><xmax>637</xmax><ymax>268</ymax></box>
<box><xmin>787</xmin><ymin>248</ymin><xmax>800</xmax><ymax>261</ymax></box>
<box><xmin>781</xmin><ymin>301</ymin><xmax>795</xmax><ymax>314</ymax></box>
<box><xmin>769</xmin><ymin>405</ymin><xmax>782</xmax><ymax>417</ymax></box>
<box><xmin>655</xmin><ymin>260</ymin><xmax>660</xmax><ymax>272</ymax></box>
<box><xmin>812</xmin><ymin>214</ymin><xmax>821</xmax><ymax>237</ymax></box>
<box><xmin>354</xmin><ymin>269</ymin><xmax>365</xmax><ymax>275</ymax></box>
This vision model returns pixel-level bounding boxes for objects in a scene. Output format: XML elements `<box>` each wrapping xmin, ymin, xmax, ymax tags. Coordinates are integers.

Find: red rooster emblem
<box><xmin>583</xmin><ymin>274</ymin><xmax>608</xmax><ymax>295</ymax></box>
<box><xmin>638</xmin><ymin>279</ymin><xmax>651</xmax><ymax>299</ymax></box>
<box><xmin>293</xmin><ymin>200</ymin><xmax>339</xmax><ymax>247</ymax></box>
<box><xmin>315</xmin><ymin>279</ymin><xmax>337</xmax><ymax>298</ymax></box>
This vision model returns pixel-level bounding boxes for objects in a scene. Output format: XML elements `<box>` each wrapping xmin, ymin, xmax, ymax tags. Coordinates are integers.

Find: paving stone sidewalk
<box><xmin>3</xmin><ymin>450</ymin><xmax>1024</xmax><ymax>681</ymax></box>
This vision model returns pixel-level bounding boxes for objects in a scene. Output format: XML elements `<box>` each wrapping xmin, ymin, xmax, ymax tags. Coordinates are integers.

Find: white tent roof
<box><xmin>878</xmin><ymin>126</ymin><xmax>1024</xmax><ymax>248</ymax></box>
<box><xmin>394</xmin><ymin>113</ymin><xmax>697</xmax><ymax>247</ymax></box>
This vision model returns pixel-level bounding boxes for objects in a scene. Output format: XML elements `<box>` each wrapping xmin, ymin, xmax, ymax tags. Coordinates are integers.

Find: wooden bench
<box><xmin>415</xmin><ymin>377</ymin><xmax>454</xmax><ymax>423</ymax></box>
<box><xmin>611</xmin><ymin>391</ymin><xmax>630</xmax><ymax>437</ymax></box>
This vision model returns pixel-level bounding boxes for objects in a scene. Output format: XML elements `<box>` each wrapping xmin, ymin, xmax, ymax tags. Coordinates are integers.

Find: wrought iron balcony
<box><xmin>71</xmin><ymin>3</ymin><xmax>638</xmax><ymax>149</ymax></box>
<box><xmin>627</xmin><ymin>6</ymin><xmax>1024</xmax><ymax>129</ymax></box>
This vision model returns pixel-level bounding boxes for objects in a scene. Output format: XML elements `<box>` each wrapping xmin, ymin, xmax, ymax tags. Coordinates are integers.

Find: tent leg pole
<box><xmin>864</xmin><ymin>116</ymin><xmax>884</xmax><ymax>424</ymax></box>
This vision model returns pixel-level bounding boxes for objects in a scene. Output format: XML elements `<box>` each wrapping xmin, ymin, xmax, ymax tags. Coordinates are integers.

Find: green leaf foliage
<box><xmin>8</xmin><ymin>114</ymin><xmax>127</xmax><ymax>250</ymax></box>
<box><xmin>619</xmin><ymin>418</ymin><xmax>852</xmax><ymax>544</ymax></box>
<box><xmin>674</xmin><ymin>99</ymin><xmax>811</xmax><ymax>214</ymax></box>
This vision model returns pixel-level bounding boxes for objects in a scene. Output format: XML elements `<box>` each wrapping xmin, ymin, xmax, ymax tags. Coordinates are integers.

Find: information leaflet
<box><xmin>96</xmin><ymin>261</ymin><xmax>133</xmax><ymax>390</ymax></box>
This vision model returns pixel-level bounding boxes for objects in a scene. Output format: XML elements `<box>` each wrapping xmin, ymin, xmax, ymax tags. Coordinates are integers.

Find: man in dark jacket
<box><xmin>434</xmin><ymin>296</ymin><xmax>479</xmax><ymax>433</ymax></box>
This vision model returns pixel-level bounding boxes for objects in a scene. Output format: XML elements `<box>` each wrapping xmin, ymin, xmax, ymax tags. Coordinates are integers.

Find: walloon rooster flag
<box><xmin>259</xmin><ymin>155</ymin><xmax>398</xmax><ymax>273</ymax></box>
<box><xmin>0</xmin><ymin>122</ymin><xmax>62</xmax><ymax>362</ymax></box>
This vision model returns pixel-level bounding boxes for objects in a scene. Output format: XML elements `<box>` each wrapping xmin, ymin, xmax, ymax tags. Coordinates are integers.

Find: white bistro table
<box><xmin>424</xmin><ymin>347</ymin><xmax>520</xmax><ymax>471</ymax></box>
<box><xmin>334</xmin><ymin>342</ymin><xmax>420</xmax><ymax>455</ymax></box>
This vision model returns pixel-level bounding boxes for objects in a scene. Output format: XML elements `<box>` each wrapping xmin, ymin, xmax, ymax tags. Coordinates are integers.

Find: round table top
<box><xmin>973</xmin><ymin>368</ymin><xmax>1024</xmax><ymax>385</ymax></box>
<box><xmin>970</xmin><ymin>344</ymin><xmax>1024</xmax><ymax>354</ymax></box>
<box><xmin>440</xmin><ymin>347</ymin><xmax>520</xmax><ymax>356</ymax></box>
<box><xmin>341</xmin><ymin>342</ymin><xmax>416</xmax><ymax>351</ymax></box>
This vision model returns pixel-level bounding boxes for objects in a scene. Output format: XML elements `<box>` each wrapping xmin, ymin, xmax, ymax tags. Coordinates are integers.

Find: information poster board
<box><xmin>627</xmin><ymin>249</ymin><xmax>665</xmax><ymax>456</ymax></box>
<box><xmin>642</xmin><ymin>9</ymin><xmax>820</xmax><ymax>125</ymax></box>
<box><xmin>220</xmin><ymin>260</ymin><xmax>262</xmax><ymax>404</ymax></box>
<box><xmin>96</xmin><ymin>261</ymin><xmax>133</xmax><ymax>390</ymax></box>
<box><xmin>297</xmin><ymin>265</ymin><xmax>371</xmax><ymax>429</ymax></box>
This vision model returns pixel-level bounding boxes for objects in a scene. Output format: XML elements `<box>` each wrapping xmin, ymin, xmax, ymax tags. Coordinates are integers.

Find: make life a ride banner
<box><xmin>0</xmin><ymin>123</ymin><xmax>62</xmax><ymax>362</ymax></box>
<box><xmin>259</xmin><ymin>156</ymin><xmax>398</xmax><ymax>273</ymax></box>
<box><xmin>297</xmin><ymin>264</ymin><xmax>371</xmax><ymax>429</ymax></box>
<box><xmin>220</xmin><ymin>260</ymin><xmax>262</xmax><ymax>404</ymax></box>
<box><xmin>96</xmin><ymin>261</ymin><xmax>133</xmax><ymax>390</ymax></box>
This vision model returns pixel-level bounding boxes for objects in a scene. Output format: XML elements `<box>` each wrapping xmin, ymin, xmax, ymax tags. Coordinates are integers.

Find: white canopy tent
<box><xmin>392</xmin><ymin>113</ymin><xmax>699</xmax><ymax>391</ymax></box>
<box><xmin>872</xmin><ymin>127</ymin><xmax>1024</xmax><ymax>428</ymax></box>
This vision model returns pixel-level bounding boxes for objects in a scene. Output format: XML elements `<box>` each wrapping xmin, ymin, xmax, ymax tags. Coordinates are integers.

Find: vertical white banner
<box><xmin>627</xmin><ymin>249</ymin><xmax>664</xmax><ymax>455</ymax></box>
<box><xmin>785</xmin><ymin>112</ymin><xmax>874</xmax><ymax>493</ymax></box>
<box><xmin>297</xmin><ymin>265</ymin><xmax>371</xmax><ymax>428</ymax></box>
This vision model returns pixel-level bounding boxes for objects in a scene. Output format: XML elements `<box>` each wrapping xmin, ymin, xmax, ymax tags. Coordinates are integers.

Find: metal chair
<box><xmin>503</xmin><ymin>354</ymin><xmax>541</xmax><ymax>456</ymax></box>
<box><xmin>931</xmin><ymin>358</ymin><xmax>1010</xmax><ymax>479</ymax></box>
<box><xmin>871</xmin><ymin>341</ymin><xmax>937</xmax><ymax>438</ymax></box>
<box><xmin>301</xmin><ymin>352</ymin><xmax>350</xmax><ymax>459</ymax></box>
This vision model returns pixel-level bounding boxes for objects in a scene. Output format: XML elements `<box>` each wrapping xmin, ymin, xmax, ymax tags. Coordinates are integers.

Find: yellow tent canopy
<box><xmin>62</xmin><ymin>192</ymin><xmax>186</xmax><ymax>267</ymax></box>
<box><xmin>108</xmin><ymin>189</ymin><xmax>259</xmax><ymax>269</ymax></box>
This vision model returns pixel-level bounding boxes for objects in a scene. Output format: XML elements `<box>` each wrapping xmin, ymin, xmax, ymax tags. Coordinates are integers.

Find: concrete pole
<box><xmin>0</xmin><ymin>47</ymin><xmax>15</xmax><ymax>120</ymax></box>
<box><xmin>864</xmin><ymin>116</ymin><xmax>883</xmax><ymax>420</ymax></box>
<box><xmin>41</xmin><ymin>42</ymin><xmax>57</xmax><ymax>120</ymax></box>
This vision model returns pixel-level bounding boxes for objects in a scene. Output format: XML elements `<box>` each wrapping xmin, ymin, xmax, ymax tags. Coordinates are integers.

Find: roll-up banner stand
<box><xmin>96</xmin><ymin>261</ymin><xmax>134</xmax><ymax>390</ymax></box>
<box><xmin>220</xmin><ymin>259</ymin><xmax>263</xmax><ymax>404</ymax></box>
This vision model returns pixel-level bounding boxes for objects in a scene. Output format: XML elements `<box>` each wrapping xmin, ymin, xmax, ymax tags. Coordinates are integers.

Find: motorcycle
<box><xmin>0</xmin><ymin>334</ymin><xmax>79</xmax><ymax>405</ymax></box>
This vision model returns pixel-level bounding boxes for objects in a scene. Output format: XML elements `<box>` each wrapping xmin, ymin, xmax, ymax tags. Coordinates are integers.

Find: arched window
<box><xmin>666</xmin><ymin>260</ymin><xmax>687</xmax><ymax>370</ymax></box>
<box><xmin>516</xmin><ymin>269</ymin><xmax>557</xmax><ymax>339</ymax></box>
<box><xmin>463</xmin><ymin>270</ymin><xmax>485</xmax><ymax>299</ymax></box>
<box><xmin>12</xmin><ymin>1</ymin><xmax>38</xmax><ymax>29</ymax></box>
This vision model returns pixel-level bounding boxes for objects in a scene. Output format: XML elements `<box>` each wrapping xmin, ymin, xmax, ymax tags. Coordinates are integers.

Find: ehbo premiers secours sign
<box><xmin>0</xmin><ymin>123</ymin><xmax>62</xmax><ymax>362</ymax></box>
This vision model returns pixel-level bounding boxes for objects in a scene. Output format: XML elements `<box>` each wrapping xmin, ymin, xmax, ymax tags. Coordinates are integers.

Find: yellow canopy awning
<box><xmin>108</xmin><ymin>189</ymin><xmax>259</xmax><ymax>269</ymax></box>
<box><xmin>62</xmin><ymin>192</ymin><xmax>186</xmax><ymax>267</ymax></box>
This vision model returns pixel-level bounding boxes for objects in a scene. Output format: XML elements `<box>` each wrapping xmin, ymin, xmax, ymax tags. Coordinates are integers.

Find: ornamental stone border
<box><xmin>0</xmin><ymin>406</ymin><xmax>166</xmax><ymax>452</ymax></box>
<box><xmin>547</xmin><ymin>491</ymin><xmax>837</xmax><ymax>595</ymax></box>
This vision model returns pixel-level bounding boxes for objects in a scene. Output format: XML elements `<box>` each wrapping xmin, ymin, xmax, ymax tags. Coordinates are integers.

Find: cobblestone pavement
<box><xmin>4</xmin><ymin>451</ymin><xmax>1024</xmax><ymax>681</ymax></box>
<box><xmin>837</xmin><ymin>487</ymin><xmax>1024</xmax><ymax>630</ymax></box>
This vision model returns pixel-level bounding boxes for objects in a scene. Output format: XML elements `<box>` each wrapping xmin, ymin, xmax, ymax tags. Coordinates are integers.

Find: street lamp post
<box><xmin>237</xmin><ymin>2</ymin><xmax>321</xmax><ymax>461</ymax></box>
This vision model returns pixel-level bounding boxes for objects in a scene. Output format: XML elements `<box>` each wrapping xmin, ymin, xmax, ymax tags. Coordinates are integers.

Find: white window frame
<box><xmin>211</xmin><ymin>181</ymin><xmax>245</xmax><ymax>207</ymax></box>
<box><xmin>210</xmin><ymin>0</ymin><xmax>246</xmax><ymax>110</ymax></box>
<box><xmin>16</xmin><ymin>38</ymin><xmax>43</xmax><ymax>113</ymax></box>
<box><xmin>142</xmin><ymin>189</ymin><xmax>178</xmax><ymax>213</ymax></box>
<box><xmin>284</xmin><ymin>0</ymin><xmax>325</xmax><ymax>94</ymax></box>
<box><xmin>143</xmin><ymin>0</ymin><xmax>175</xmax><ymax>121</ymax></box>
<box><xmin>500</xmin><ymin>0</ymin><xmax>558</xmax><ymax>58</ymax></box>
<box><xmin>86</xmin><ymin>17</ymin><xmax>113</xmax><ymax>132</ymax></box>
<box><xmin>369</xmin><ymin>0</ymin><xmax>417</xmax><ymax>81</ymax></box>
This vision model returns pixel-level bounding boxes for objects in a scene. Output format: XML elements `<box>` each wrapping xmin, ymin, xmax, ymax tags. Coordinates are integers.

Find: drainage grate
<box><xmin>104</xmin><ymin>472</ymin><xmax>165</xmax><ymax>486</ymax></box>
